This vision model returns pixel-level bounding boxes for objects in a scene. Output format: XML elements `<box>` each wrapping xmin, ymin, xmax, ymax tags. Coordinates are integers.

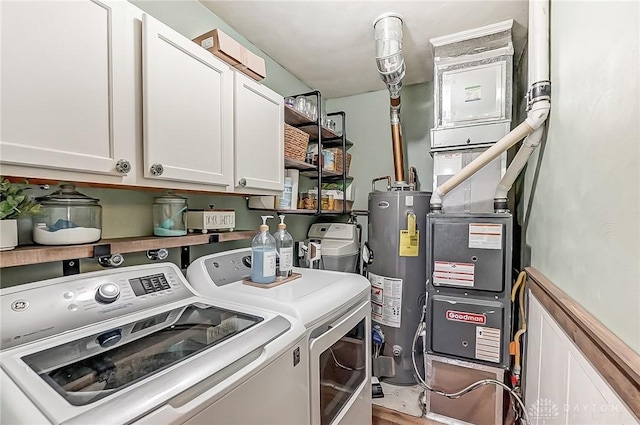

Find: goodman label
<box><xmin>446</xmin><ymin>310</ymin><xmax>486</xmax><ymax>325</ymax></box>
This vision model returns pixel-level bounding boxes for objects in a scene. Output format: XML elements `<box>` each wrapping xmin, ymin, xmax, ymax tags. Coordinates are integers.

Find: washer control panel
<box><xmin>1</xmin><ymin>264</ymin><xmax>192</xmax><ymax>350</ymax></box>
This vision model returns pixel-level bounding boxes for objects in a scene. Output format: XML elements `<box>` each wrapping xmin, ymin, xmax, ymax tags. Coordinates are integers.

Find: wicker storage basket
<box><xmin>284</xmin><ymin>123</ymin><xmax>309</xmax><ymax>162</ymax></box>
<box><xmin>326</xmin><ymin>148</ymin><xmax>352</xmax><ymax>175</ymax></box>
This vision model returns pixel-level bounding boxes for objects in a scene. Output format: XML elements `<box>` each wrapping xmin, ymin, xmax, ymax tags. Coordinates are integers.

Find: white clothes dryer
<box><xmin>187</xmin><ymin>247</ymin><xmax>372</xmax><ymax>425</ymax></box>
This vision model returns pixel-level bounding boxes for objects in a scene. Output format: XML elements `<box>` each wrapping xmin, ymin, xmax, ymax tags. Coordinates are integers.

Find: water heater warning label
<box><xmin>433</xmin><ymin>261</ymin><xmax>475</xmax><ymax>287</ymax></box>
<box><xmin>369</xmin><ymin>273</ymin><xmax>403</xmax><ymax>328</ymax></box>
<box><xmin>468</xmin><ymin>223</ymin><xmax>502</xmax><ymax>250</ymax></box>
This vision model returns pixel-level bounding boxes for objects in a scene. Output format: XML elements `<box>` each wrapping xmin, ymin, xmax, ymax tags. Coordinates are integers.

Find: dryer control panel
<box><xmin>203</xmin><ymin>249</ymin><xmax>252</xmax><ymax>287</ymax></box>
<box><xmin>0</xmin><ymin>264</ymin><xmax>192</xmax><ymax>350</ymax></box>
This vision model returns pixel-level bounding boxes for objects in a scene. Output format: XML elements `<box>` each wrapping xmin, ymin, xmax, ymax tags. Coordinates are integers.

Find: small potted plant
<box><xmin>0</xmin><ymin>178</ymin><xmax>42</xmax><ymax>250</ymax></box>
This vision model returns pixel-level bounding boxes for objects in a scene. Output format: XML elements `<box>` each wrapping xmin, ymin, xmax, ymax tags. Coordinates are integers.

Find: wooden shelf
<box><xmin>284</xmin><ymin>106</ymin><xmax>353</xmax><ymax>149</ymax></box>
<box><xmin>247</xmin><ymin>208</ymin><xmax>348</xmax><ymax>216</ymax></box>
<box><xmin>284</xmin><ymin>158</ymin><xmax>352</xmax><ymax>180</ymax></box>
<box><xmin>284</xmin><ymin>158</ymin><xmax>317</xmax><ymax>171</ymax></box>
<box><xmin>300</xmin><ymin>169</ymin><xmax>344</xmax><ymax>179</ymax></box>
<box><xmin>0</xmin><ymin>231</ymin><xmax>255</xmax><ymax>268</ymax></box>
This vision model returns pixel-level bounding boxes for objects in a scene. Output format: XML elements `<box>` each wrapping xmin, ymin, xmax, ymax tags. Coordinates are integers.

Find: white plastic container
<box><xmin>278</xmin><ymin>177</ymin><xmax>293</xmax><ymax>209</ymax></box>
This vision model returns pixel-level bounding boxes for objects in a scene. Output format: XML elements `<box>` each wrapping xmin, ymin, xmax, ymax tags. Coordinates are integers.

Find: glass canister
<box><xmin>33</xmin><ymin>184</ymin><xmax>102</xmax><ymax>245</ymax></box>
<box><xmin>153</xmin><ymin>194</ymin><xmax>188</xmax><ymax>237</ymax></box>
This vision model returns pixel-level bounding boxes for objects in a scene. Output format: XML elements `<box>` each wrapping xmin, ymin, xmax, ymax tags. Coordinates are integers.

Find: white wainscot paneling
<box><xmin>525</xmin><ymin>292</ymin><xmax>638</xmax><ymax>425</ymax></box>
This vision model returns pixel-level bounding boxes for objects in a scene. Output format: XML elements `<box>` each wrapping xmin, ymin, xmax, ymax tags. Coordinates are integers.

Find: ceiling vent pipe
<box><xmin>374</xmin><ymin>13</ymin><xmax>407</xmax><ymax>184</ymax></box>
<box><xmin>430</xmin><ymin>0</ymin><xmax>551</xmax><ymax>212</ymax></box>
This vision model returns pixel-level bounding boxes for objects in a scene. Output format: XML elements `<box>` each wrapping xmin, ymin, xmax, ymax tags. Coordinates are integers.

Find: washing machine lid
<box><xmin>187</xmin><ymin>248</ymin><xmax>371</xmax><ymax>328</ymax></box>
<box><xmin>0</xmin><ymin>298</ymin><xmax>291</xmax><ymax>425</ymax></box>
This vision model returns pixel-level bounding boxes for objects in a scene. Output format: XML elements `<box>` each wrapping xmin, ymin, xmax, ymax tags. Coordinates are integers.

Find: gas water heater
<box><xmin>368</xmin><ymin>189</ymin><xmax>431</xmax><ymax>384</ymax></box>
<box><xmin>368</xmin><ymin>13</ymin><xmax>433</xmax><ymax>385</ymax></box>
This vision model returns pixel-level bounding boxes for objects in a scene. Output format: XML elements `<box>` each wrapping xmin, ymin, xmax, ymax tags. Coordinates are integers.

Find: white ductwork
<box><xmin>494</xmin><ymin>127</ymin><xmax>544</xmax><ymax>203</ymax></box>
<box><xmin>430</xmin><ymin>0</ymin><xmax>551</xmax><ymax>211</ymax></box>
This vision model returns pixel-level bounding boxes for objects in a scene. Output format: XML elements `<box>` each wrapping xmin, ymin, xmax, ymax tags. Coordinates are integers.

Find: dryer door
<box><xmin>309</xmin><ymin>301</ymin><xmax>371</xmax><ymax>425</ymax></box>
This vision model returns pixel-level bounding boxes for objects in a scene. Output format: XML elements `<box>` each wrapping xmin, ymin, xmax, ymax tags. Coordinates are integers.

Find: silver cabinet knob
<box><xmin>238</xmin><ymin>178</ymin><xmax>247</xmax><ymax>187</ymax></box>
<box><xmin>150</xmin><ymin>163</ymin><xmax>164</xmax><ymax>176</ymax></box>
<box><xmin>115</xmin><ymin>159</ymin><xmax>131</xmax><ymax>174</ymax></box>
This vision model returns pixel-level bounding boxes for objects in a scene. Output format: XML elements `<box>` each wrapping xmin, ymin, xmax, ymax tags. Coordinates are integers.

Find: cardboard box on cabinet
<box><xmin>192</xmin><ymin>29</ymin><xmax>266</xmax><ymax>81</ymax></box>
<box><xmin>234</xmin><ymin>51</ymin><xmax>266</xmax><ymax>81</ymax></box>
<box><xmin>193</xmin><ymin>29</ymin><xmax>245</xmax><ymax>67</ymax></box>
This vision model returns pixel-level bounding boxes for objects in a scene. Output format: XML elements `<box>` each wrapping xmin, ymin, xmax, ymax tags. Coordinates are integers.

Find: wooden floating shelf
<box><xmin>0</xmin><ymin>230</ymin><xmax>255</xmax><ymax>268</ymax></box>
<box><xmin>284</xmin><ymin>106</ymin><xmax>353</xmax><ymax>149</ymax></box>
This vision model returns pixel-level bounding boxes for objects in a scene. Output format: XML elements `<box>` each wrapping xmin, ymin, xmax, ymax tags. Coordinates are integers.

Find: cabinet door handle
<box><xmin>238</xmin><ymin>178</ymin><xmax>247</xmax><ymax>187</ymax></box>
<box><xmin>115</xmin><ymin>159</ymin><xmax>132</xmax><ymax>174</ymax></box>
<box><xmin>150</xmin><ymin>163</ymin><xmax>164</xmax><ymax>176</ymax></box>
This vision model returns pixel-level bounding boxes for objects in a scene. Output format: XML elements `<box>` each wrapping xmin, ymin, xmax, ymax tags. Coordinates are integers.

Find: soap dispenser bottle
<box><xmin>251</xmin><ymin>215</ymin><xmax>276</xmax><ymax>284</ymax></box>
<box><xmin>274</xmin><ymin>215</ymin><xmax>294</xmax><ymax>278</ymax></box>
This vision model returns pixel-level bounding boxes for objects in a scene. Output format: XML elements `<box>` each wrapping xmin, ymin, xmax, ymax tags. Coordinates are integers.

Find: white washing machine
<box><xmin>187</xmin><ymin>248</ymin><xmax>372</xmax><ymax>425</ymax></box>
<box><xmin>1</xmin><ymin>263</ymin><xmax>308</xmax><ymax>425</ymax></box>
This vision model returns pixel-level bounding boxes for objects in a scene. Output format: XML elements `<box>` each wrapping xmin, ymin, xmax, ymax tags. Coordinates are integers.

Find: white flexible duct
<box><xmin>430</xmin><ymin>0</ymin><xmax>551</xmax><ymax>211</ymax></box>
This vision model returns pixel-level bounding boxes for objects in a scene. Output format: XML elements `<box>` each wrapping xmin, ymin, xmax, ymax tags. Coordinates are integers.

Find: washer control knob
<box><xmin>96</xmin><ymin>329</ymin><xmax>122</xmax><ymax>348</ymax></box>
<box><xmin>95</xmin><ymin>283</ymin><xmax>120</xmax><ymax>304</ymax></box>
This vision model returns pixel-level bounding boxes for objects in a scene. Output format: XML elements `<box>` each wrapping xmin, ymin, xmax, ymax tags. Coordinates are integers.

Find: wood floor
<box><xmin>372</xmin><ymin>405</ymin><xmax>443</xmax><ymax>425</ymax></box>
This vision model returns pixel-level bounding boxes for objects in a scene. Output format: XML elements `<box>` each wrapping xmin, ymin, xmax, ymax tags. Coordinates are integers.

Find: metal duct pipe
<box><xmin>430</xmin><ymin>0</ymin><xmax>551</xmax><ymax>211</ymax></box>
<box><xmin>374</xmin><ymin>13</ymin><xmax>406</xmax><ymax>183</ymax></box>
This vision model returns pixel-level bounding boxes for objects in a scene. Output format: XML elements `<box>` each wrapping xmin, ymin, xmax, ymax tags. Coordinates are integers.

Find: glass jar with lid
<box><xmin>33</xmin><ymin>184</ymin><xmax>102</xmax><ymax>245</ymax></box>
<box><xmin>153</xmin><ymin>193</ymin><xmax>188</xmax><ymax>237</ymax></box>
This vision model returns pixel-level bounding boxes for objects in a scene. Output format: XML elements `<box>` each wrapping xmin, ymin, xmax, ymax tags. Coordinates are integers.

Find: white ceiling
<box><xmin>200</xmin><ymin>1</ymin><xmax>529</xmax><ymax>99</ymax></box>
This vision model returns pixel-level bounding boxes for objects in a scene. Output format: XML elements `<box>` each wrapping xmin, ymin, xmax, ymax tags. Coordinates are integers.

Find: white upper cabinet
<box><xmin>1</xmin><ymin>1</ymin><xmax>283</xmax><ymax>195</ymax></box>
<box><xmin>141</xmin><ymin>13</ymin><xmax>233</xmax><ymax>188</ymax></box>
<box><xmin>0</xmin><ymin>0</ymin><xmax>134</xmax><ymax>177</ymax></box>
<box><xmin>234</xmin><ymin>72</ymin><xmax>284</xmax><ymax>192</ymax></box>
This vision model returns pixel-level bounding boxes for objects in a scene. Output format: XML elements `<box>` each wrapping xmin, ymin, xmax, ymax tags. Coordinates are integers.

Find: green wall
<box><xmin>521</xmin><ymin>1</ymin><xmax>640</xmax><ymax>352</ymax></box>
<box><xmin>326</xmin><ymin>82</ymin><xmax>434</xmax><ymax>239</ymax></box>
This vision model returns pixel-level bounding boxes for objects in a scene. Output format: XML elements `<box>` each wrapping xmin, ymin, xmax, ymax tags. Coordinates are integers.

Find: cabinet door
<box><xmin>234</xmin><ymin>72</ymin><xmax>284</xmax><ymax>192</ymax></box>
<box><xmin>142</xmin><ymin>14</ymin><xmax>233</xmax><ymax>187</ymax></box>
<box><xmin>0</xmin><ymin>0</ymin><xmax>134</xmax><ymax>176</ymax></box>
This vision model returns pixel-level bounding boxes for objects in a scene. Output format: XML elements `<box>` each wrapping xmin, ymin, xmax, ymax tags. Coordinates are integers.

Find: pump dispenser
<box><xmin>273</xmin><ymin>215</ymin><xmax>294</xmax><ymax>278</ymax></box>
<box><xmin>251</xmin><ymin>215</ymin><xmax>276</xmax><ymax>284</ymax></box>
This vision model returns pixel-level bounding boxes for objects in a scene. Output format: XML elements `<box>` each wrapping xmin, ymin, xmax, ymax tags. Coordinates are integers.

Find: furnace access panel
<box><xmin>426</xmin><ymin>213</ymin><xmax>512</xmax><ymax>368</ymax></box>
